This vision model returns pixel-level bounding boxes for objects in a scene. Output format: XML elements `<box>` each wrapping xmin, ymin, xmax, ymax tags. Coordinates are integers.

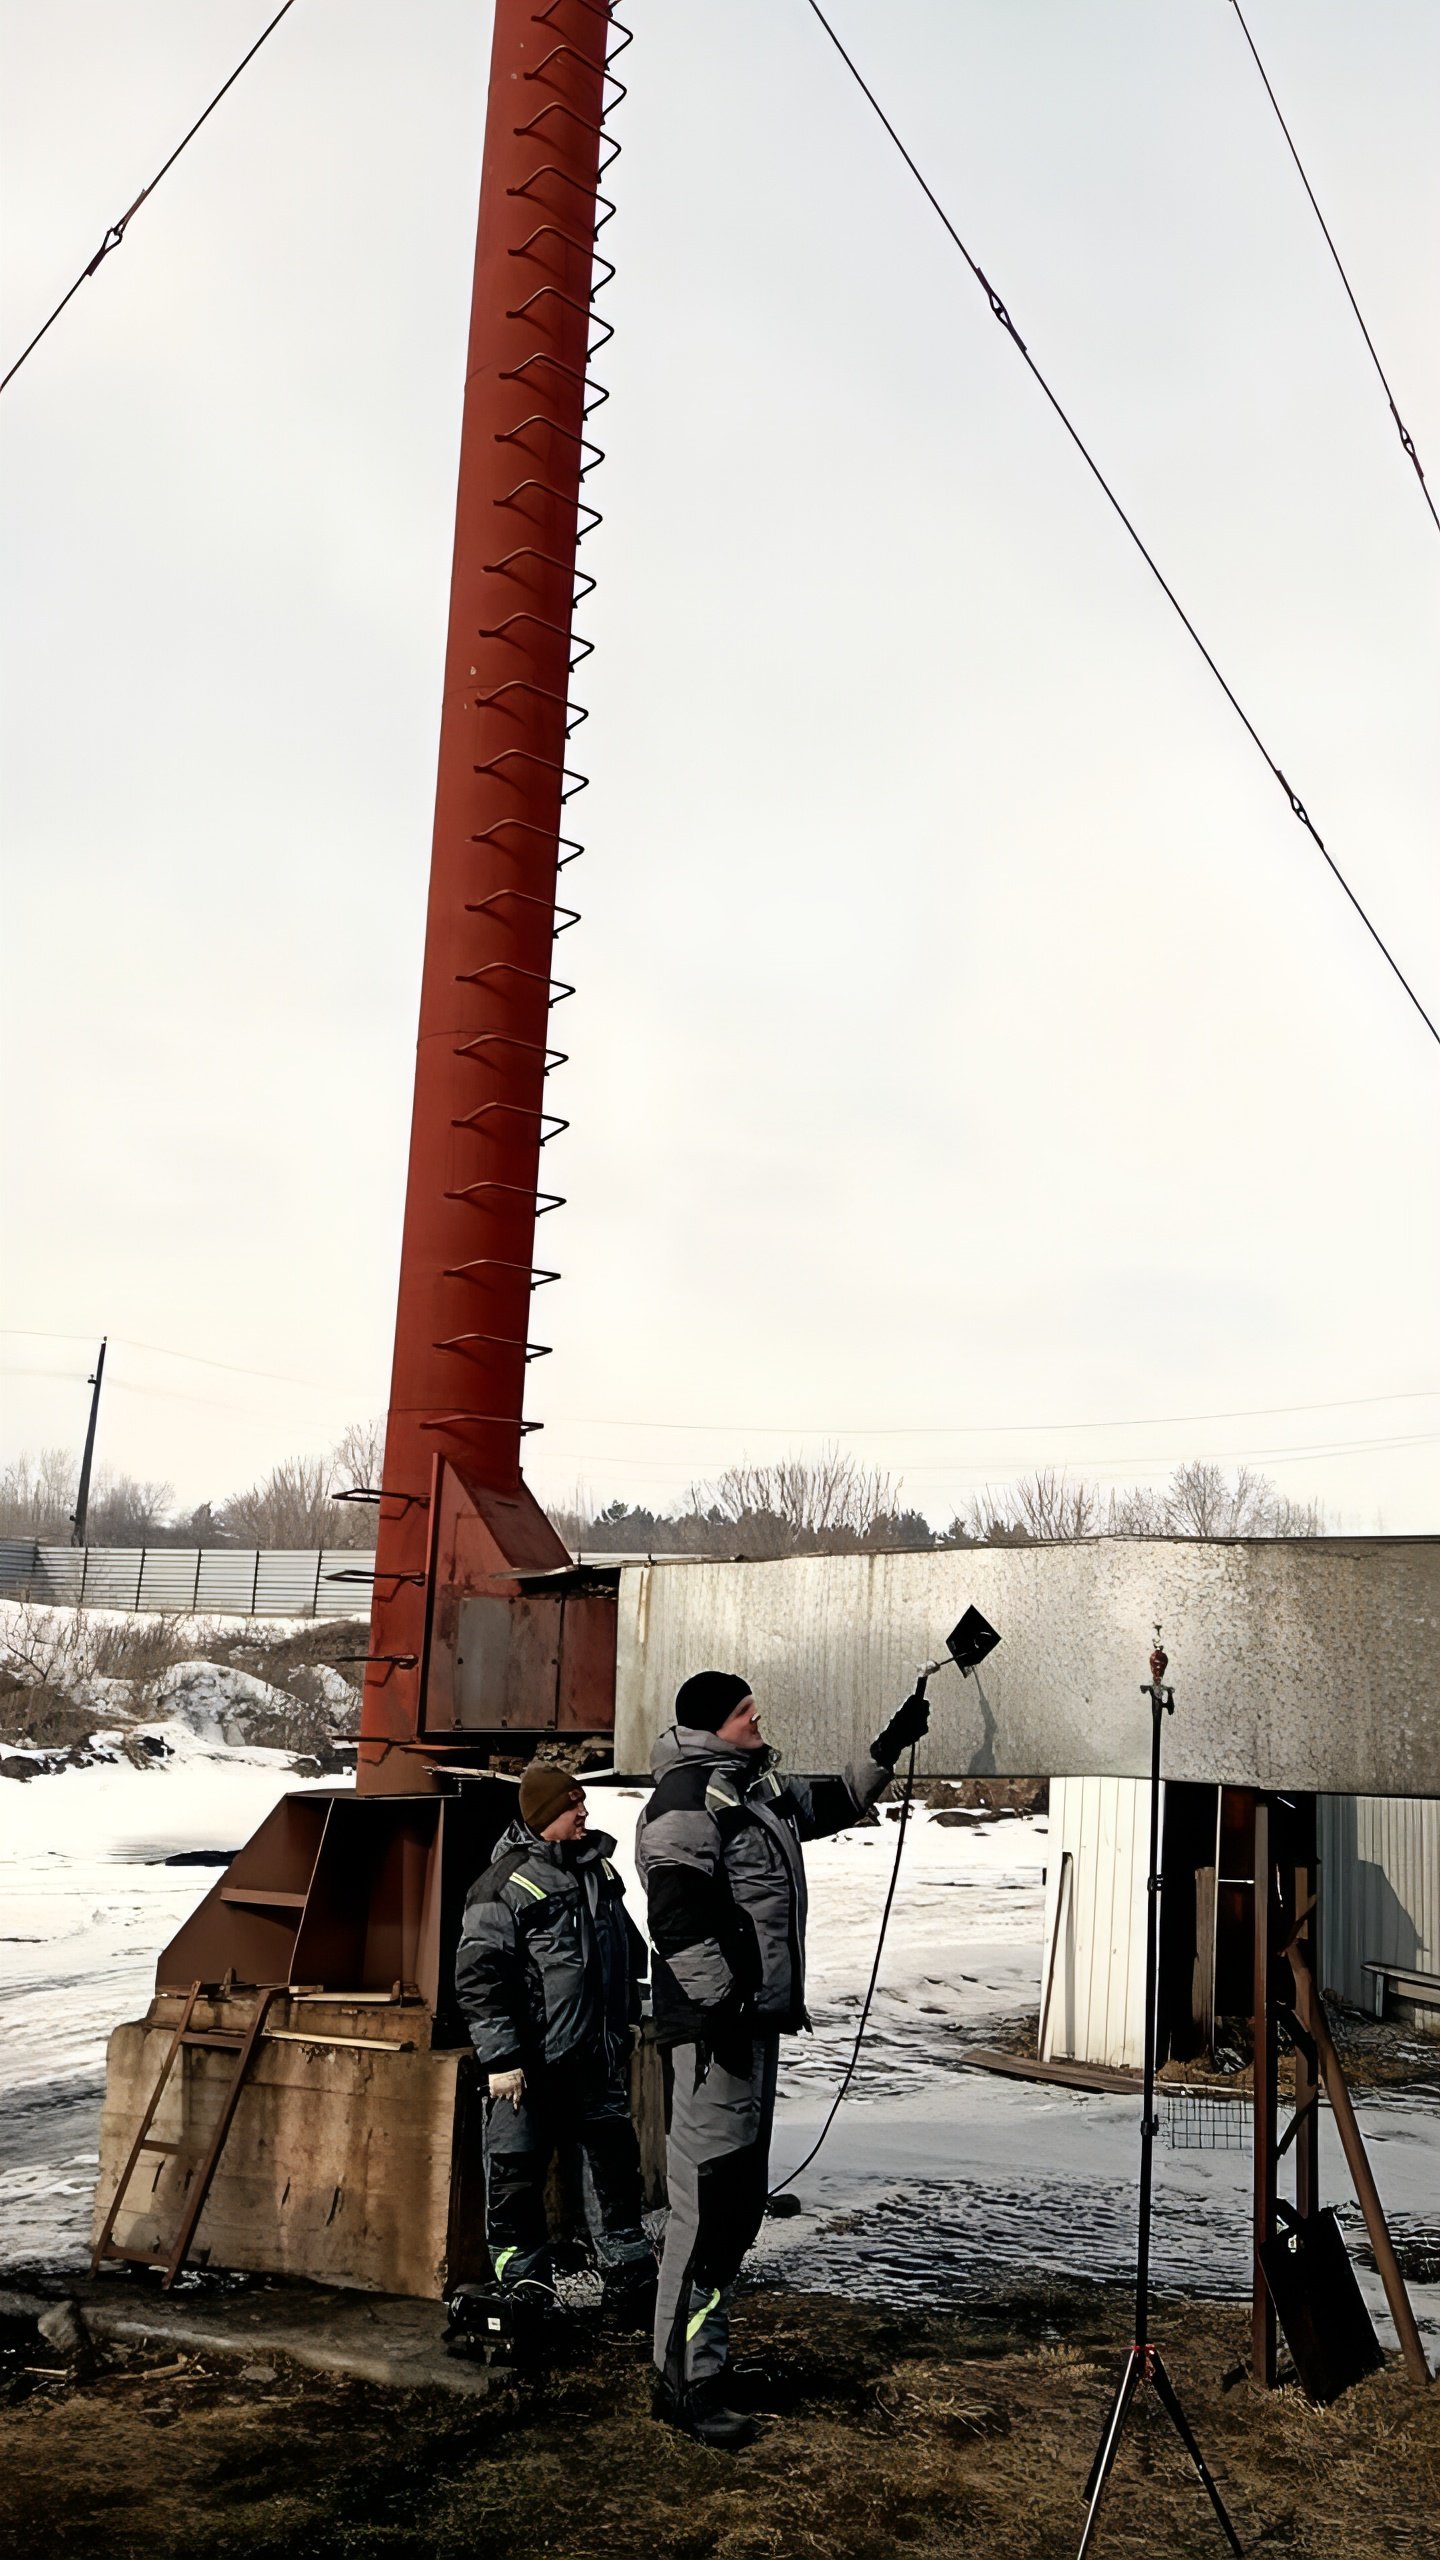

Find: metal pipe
<box><xmin>1251</xmin><ymin>1793</ymin><xmax>1278</xmax><ymax>2386</ymax></box>
<box><xmin>361</xmin><ymin>0</ymin><xmax>613</xmax><ymax>1782</ymax></box>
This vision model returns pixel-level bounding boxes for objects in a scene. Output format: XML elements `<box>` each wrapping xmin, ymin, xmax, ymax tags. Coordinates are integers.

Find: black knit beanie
<box><xmin>675</xmin><ymin>1669</ymin><xmax>753</xmax><ymax>1733</ymax></box>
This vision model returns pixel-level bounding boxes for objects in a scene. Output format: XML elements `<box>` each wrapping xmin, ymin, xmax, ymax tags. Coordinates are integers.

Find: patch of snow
<box><xmin>0</xmin><ymin>1716</ymin><xmax>348</xmax><ymax>2261</ymax></box>
<box><xmin>148</xmin><ymin>1660</ymin><xmax>309</xmax><ymax>1747</ymax></box>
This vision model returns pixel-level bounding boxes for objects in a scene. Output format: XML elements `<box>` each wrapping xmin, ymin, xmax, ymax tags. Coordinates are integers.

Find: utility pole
<box><xmin>70</xmin><ymin>1335</ymin><xmax>106</xmax><ymax>1547</ymax></box>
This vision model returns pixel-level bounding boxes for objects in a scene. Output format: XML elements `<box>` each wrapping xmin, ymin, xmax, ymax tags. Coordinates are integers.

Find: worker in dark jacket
<box><xmin>454</xmin><ymin>1763</ymin><xmax>655</xmax><ymax>2352</ymax></box>
<box><xmin>635</xmin><ymin>1669</ymin><xmax>930</xmax><ymax>2446</ymax></box>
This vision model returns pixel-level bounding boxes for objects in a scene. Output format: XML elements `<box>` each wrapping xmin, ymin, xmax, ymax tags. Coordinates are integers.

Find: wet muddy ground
<box><xmin>3</xmin><ymin>2278</ymin><xmax>1437</xmax><ymax>2559</ymax></box>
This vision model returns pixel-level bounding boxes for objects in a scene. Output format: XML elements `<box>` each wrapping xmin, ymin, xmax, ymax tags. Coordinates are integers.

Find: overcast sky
<box><xmin>2</xmin><ymin>0</ymin><xmax>1436</xmax><ymax>1532</ymax></box>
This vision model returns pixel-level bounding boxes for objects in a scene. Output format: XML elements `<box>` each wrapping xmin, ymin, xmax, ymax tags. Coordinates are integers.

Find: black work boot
<box><xmin>601</xmin><ymin>2255</ymin><xmax>659</xmax><ymax>2335</ymax></box>
<box><xmin>651</xmin><ymin>2370</ymin><xmax>759</xmax><ymax>2450</ymax></box>
<box><xmin>508</xmin><ymin>2281</ymin><xmax>569</xmax><ymax>2372</ymax></box>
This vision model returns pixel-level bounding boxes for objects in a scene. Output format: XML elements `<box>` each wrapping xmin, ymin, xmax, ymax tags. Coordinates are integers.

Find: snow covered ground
<box><xmin>3</xmin><ymin>1746</ymin><xmax>1437</xmax><ymax>2359</ymax></box>
<box><xmin>1</xmin><ymin>1607</ymin><xmax>353</xmax><ymax>2273</ymax></box>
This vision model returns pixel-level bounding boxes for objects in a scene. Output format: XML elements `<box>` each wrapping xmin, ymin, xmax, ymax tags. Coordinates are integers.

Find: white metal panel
<box><xmin>1319</xmin><ymin>1795</ymin><xmax>1440</xmax><ymax>2016</ymax></box>
<box><xmin>1039</xmin><ymin>1776</ymin><xmax>1151</xmax><ymax>2068</ymax></box>
<box><xmin>613</xmin><ymin>1540</ymin><xmax>1440</xmax><ymax>1792</ymax></box>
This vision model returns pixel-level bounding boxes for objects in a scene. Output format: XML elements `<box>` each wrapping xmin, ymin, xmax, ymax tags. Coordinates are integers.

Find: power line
<box><xmin>0</xmin><ymin>1327</ymin><xmax>369</xmax><ymax>1396</ymax></box>
<box><xmin>542</xmin><ymin>1428</ymin><xmax>1440</xmax><ymax>1482</ymax></box>
<box><xmin>0</xmin><ymin>0</ymin><xmax>299</xmax><ymax>400</ymax></box>
<box><xmin>1226</xmin><ymin>0</ymin><xmax>1439</xmax><ymax>542</ymax></box>
<box><xmin>4</xmin><ymin>1334</ymin><xmax>1434</xmax><ymax>1440</ymax></box>
<box><xmin>800</xmin><ymin>1</ymin><xmax>1439</xmax><ymax>1054</ymax></box>
<box><xmin>544</xmin><ymin>1386</ymin><xmax>1440</xmax><ymax>1438</ymax></box>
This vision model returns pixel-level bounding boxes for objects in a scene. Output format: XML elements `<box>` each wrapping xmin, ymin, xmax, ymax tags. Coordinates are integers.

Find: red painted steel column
<box><xmin>360</xmin><ymin>0</ymin><xmax>613</xmax><ymax>1782</ymax></box>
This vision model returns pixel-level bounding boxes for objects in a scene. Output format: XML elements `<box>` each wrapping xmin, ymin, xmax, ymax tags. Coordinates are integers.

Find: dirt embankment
<box><xmin>3</xmin><ymin>2283</ymin><xmax>1435</xmax><ymax>2559</ymax></box>
<box><xmin>0</xmin><ymin>1607</ymin><xmax>367</xmax><ymax>1775</ymax></box>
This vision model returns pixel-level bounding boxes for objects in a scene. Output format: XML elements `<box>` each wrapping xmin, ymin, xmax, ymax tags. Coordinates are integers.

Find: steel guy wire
<box><xmin>1225</xmin><ymin>0</ymin><xmax>1439</xmax><ymax>541</ymax></box>
<box><xmin>801</xmin><ymin>0</ymin><xmax>1439</xmax><ymax>1054</ymax></box>
<box><xmin>0</xmin><ymin>0</ymin><xmax>299</xmax><ymax>400</ymax></box>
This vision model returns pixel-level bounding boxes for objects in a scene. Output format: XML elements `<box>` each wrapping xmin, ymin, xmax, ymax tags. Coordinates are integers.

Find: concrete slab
<box><xmin>0</xmin><ymin>2276</ymin><xmax>490</xmax><ymax>2394</ymax></box>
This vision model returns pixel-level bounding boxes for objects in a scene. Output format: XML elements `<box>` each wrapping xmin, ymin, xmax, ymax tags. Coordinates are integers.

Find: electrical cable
<box><xmin>1225</xmin><ymin>0</ymin><xmax>1439</xmax><ymax>542</ymax></box>
<box><xmin>6</xmin><ymin>1335</ymin><xmax>1433</xmax><ymax>1439</ymax></box>
<box><xmin>0</xmin><ymin>0</ymin><xmax>299</xmax><ymax>400</ymax></box>
<box><xmin>800</xmin><ymin>1</ymin><xmax>1439</xmax><ymax>1054</ymax></box>
<box><xmin>767</xmin><ymin>1739</ymin><xmax>917</xmax><ymax>2201</ymax></box>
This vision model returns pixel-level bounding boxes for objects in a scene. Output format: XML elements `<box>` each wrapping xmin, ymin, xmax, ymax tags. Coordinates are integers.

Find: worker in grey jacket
<box><xmin>454</xmin><ymin>1762</ymin><xmax>655</xmax><ymax>2354</ymax></box>
<box><xmin>635</xmin><ymin>1669</ymin><xmax>930</xmax><ymax>2446</ymax></box>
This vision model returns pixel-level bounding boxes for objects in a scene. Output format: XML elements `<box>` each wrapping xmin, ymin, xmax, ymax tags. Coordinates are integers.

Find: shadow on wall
<box><xmin>1322</xmin><ymin>1794</ymin><xmax>1424</xmax><ymax>2011</ymax></box>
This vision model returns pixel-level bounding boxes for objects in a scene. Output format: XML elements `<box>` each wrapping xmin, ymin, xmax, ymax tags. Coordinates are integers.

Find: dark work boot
<box><xmin>651</xmin><ymin>2371</ymin><xmax>759</xmax><ymax>2450</ymax></box>
<box><xmin>508</xmin><ymin>2281</ymin><xmax>569</xmax><ymax>2373</ymax></box>
<box><xmin>601</xmin><ymin>2255</ymin><xmax>659</xmax><ymax>2335</ymax></box>
<box><xmin>714</xmin><ymin>2355</ymin><xmax>791</xmax><ymax>2414</ymax></box>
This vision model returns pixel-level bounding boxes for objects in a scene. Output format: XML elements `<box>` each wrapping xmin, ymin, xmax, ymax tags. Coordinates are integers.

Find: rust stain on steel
<box><xmin>613</xmin><ymin>1539</ymin><xmax>1440</xmax><ymax>1795</ymax></box>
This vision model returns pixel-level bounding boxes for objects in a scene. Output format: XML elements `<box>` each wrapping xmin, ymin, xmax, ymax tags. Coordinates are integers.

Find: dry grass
<box><xmin>1</xmin><ymin>2285</ymin><xmax>1435</xmax><ymax>2560</ymax></box>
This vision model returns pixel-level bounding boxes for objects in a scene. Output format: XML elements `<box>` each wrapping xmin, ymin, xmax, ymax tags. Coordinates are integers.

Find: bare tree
<box><xmin>681</xmin><ymin>1450</ymin><xmax>908</xmax><ymax>1557</ymax></box>
<box><xmin>1105</xmin><ymin>1482</ymin><xmax>1168</xmax><ymax>1535</ymax></box>
<box><xmin>1166</xmin><ymin>1460</ymin><xmax>1274</xmax><ymax>1537</ymax></box>
<box><xmin>957</xmin><ymin>1472</ymin><xmax>1100</xmax><ymax>1544</ymax></box>
<box><xmin>0</xmin><ymin>1447</ymin><xmax>77</xmax><ymax>1541</ymax></box>
<box><xmin>86</xmin><ymin>1471</ymin><xmax>176</xmax><ymax>1545</ymax></box>
<box><xmin>1014</xmin><ymin>1470</ymin><xmax>1099</xmax><ymax>1541</ymax></box>
<box><xmin>330</xmin><ymin>1416</ymin><xmax>386</xmax><ymax>1499</ymax></box>
<box><xmin>550</xmin><ymin>1451</ymin><xmax>933</xmax><ymax>1560</ymax></box>
<box><xmin>222</xmin><ymin>1421</ymin><xmax>382</xmax><ymax>1550</ymax></box>
<box><xmin>1105</xmin><ymin>1461</ymin><xmax>1324</xmax><ymax>1538</ymax></box>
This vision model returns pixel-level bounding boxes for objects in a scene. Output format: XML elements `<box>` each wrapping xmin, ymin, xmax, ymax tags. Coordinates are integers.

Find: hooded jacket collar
<box><xmin>649</xmin><ymin>1721</ymin><xmax>778</xmax><ymax>1787</ymax></box>
<box><xmin>496</xmin><ymin>1815</ymin><xmax>617</xmax><ymax>1868</ymax></box>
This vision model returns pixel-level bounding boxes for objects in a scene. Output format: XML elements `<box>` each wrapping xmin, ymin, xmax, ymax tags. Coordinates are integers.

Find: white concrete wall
<box><xmin>613</xmin><ymin>1538</ymin><xmax>1440</xmax><ymax>1793</ymax></box>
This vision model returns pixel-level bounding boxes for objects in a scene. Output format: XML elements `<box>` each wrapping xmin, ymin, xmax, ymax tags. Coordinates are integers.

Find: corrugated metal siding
<box><xmin>1040</xmin><ymin>1777</ymin><xmax>1151</xmax><ymax>2068</ymax></box>
<box><xmin>0</xmin><ymin>1544</ymin><xmax>370</xmax><ymax>1620</ymax></box>
<box><xmin>1319</xmin><ymin>1795</ymin><xmax>1440</xmax><ymax>2017</ymax></box>
<box><xmin>613</xmin><ymin>1541</ymin><xmax>1440</xmax><ymax>1792</ymax></box>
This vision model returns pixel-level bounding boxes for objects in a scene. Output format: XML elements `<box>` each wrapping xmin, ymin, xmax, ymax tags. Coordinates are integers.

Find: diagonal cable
<box><xmin>1226</xmin><ymin>0</ymin><xmax>1439</xmax><ymax>541</ymax></box>
<box><xmin>801</xmin><ymin>0</ymin><xmax>1438</xmax><ymax>1052</ymax></box>
<box><xmin>1</xmin><ymin>0</ymin><xmax>299</xmax><ymax>400</ymax></box>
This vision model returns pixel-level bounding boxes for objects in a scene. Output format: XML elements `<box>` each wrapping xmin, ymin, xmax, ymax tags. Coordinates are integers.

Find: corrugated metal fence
<box><xmin>0</xmin><ymin>1540</ymin><xmax>371</xmax><ymax>1620</ymax></box>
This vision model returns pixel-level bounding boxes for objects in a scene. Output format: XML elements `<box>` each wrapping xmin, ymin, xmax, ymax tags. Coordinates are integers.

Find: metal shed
<box><xmin>1040</xmin><ymin>1780</ymin><xmax>1440</xmax><ymax>2068</ymax></box>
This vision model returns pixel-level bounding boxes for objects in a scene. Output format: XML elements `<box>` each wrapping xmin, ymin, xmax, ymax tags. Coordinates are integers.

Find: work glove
<box><xmin>870</xmin><ymin>1689</ymin><xmax>930</xmax><ymax>1770</ymax></box>
<box><xmin>488</xmin><ymin>2067</ymin><xmax>525</xmax><ymax>2110</ymax></box>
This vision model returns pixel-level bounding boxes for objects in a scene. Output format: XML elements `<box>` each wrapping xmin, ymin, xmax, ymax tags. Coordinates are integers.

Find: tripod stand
<box><xmin>1076</xmin><ymin>1642</ymin><xmax>1243</xmax><ymax>2558</ymax></box>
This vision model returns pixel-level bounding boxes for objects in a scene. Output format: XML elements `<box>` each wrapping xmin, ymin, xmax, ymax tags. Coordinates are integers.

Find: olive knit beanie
<box><xmin>519</xmin><ymin>1762</ymin><xmax>583</xmax><ymax>1834</ymax></box>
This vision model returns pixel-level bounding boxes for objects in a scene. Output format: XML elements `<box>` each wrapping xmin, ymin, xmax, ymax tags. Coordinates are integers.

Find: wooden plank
<box><xmin>92</xmin><ymin>2023</ymin><xmax>468</xmax><ymax>2297</ymax></box>
<box><xmin>963</xmin><ymin>2048</ymin><xmax>1141</xmax><ymax>2095</ymax></box>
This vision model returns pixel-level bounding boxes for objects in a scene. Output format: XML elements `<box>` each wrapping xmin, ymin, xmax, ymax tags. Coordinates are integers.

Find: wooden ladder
<box><xmin>92</xmin><ymin>1981</ymin><xmax>279</xmax><ymax>2288</ymax></box>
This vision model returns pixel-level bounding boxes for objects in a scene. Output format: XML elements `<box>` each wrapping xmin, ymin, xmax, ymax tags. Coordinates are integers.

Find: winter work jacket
<box><xmin>455</xmin><ymin>1819</ymin><xmax>646</xmax><ymax>2078</ymax></box>
<box><xmin>634</xmin><ymin>1724</ymin><xmax>890</xmax><ymax>2044</ymax></box>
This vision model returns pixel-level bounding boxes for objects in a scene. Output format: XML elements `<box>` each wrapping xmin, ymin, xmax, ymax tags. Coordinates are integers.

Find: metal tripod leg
<box><xmin>1149</xmin><ymin>2351</ymin><xmax>1244</xmax><ymax>2556</ymax></box>
<box><xmin>1076</xmin><ymin>2350</ymin><xmax>1142</xmax><ymax>2559</ymax></box>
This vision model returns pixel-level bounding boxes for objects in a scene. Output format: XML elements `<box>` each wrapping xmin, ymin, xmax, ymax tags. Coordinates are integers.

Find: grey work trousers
<box><xmin>654</xmin><ymin>2033</ymin><xmax>779</xmax><ymax>2391</ymax></box>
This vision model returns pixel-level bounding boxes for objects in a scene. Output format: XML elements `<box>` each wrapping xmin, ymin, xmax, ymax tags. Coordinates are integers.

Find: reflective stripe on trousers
<box><xmin>654</xmin><ymin>2034</ymin><xmax>779</xmax><ymax>2391</ymax></box>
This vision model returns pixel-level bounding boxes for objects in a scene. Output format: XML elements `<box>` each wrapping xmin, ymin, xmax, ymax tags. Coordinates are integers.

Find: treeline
<box><xmin>0</xmin><ymin>1421</ymin><xmax>384</xmax><ymax>1551</ymax></box>
<box><xmin>1</xmin><ymin>1437</ymin><xmax>1324</xmax><ymax>1560</ymax></box>
<box><xmin>550</xmin><ymin>1453</ymin><xmax>1325</xmax><ymax>1558</ymax></box>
